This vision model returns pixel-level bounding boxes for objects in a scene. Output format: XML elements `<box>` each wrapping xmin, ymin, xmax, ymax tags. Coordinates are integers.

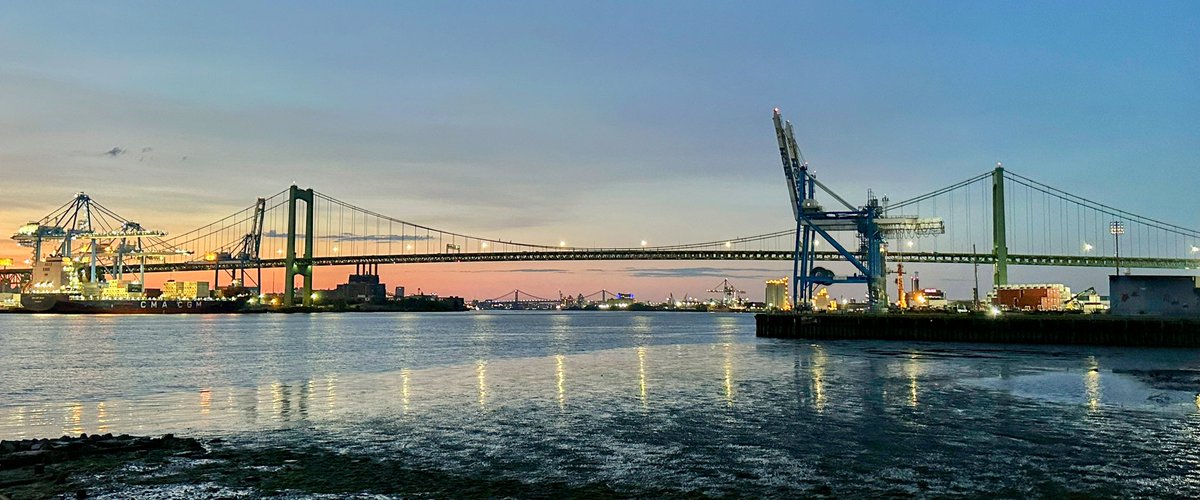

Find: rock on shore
<box><xmin>0</xmin><ymin>433</ymin><xmax>202</xmax><ymax>498</ymax></box>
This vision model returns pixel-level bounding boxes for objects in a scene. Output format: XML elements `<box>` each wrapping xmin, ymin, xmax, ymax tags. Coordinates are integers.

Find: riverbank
<box><xmin>757</xmin><ymin>312</ymin><xmax>1200</xmax><ymax>347</ymax></box>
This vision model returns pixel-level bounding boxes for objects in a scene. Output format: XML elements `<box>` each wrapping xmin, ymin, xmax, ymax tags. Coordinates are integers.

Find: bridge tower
<box><xmin>284</xmin><ymin>185</ymin><xmax>315</xmax><ymax>307</ymax></box>
<box><xmin>992</xmin><ymin>163</ymin><xmax>1009</xmax><ymax>286</ymax></box>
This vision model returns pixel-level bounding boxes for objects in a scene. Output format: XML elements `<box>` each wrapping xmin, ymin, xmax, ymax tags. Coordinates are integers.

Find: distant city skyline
<box><xmin>1</xmin><ymin>2</ymin><xmax>1197</xmax><ymax>301</ymax></box>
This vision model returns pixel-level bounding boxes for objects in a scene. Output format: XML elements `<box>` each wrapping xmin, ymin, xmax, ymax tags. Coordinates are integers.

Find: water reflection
<box><xmin>96</xmin><ymin>401</ymin><xmax>110</xmax><ymax>434</ymax></box>
<box><xmin>906</xmin><ymin>353</ymin><xmax>922</xmax><ymax>408</ymax></box>
<box><xmin>556</xmin><ymin>354</ymin><xmax>566</xmax><ymax>409</ymax></box>
<box><xmin>723</xmin><ymin>343</ymin><xmax>735</xmax><ymax>407</ymax></box>
<box><xmin>199</xmin><ymin>388</ymin><xmax>212</xmax><ymax>416</ymax></box>
<box><xmin>272</xmin><ymin>382</ymin><xmax>294</xmax><ymax>420</ymax></box>
<box><xmin>637</xmin><ymin>346</ymin><xmax>648</xmax><ymax>408</ymax></box>
<box><xmin>5</xmin><ymin>342</ymin><xmax>774</xmax><ymax>438</ymax></box>
<box><xmin>301</xmin><ymin>380</ymin><xmax>312</xmax><ymax>416</ymax></box>
<box><xmin>8</xmin><ymin>329</ymin><xmax>1200</xmax><ymax>499</ymax></box>
<box><xmin>715</xmin><ymin>316</ymin><xmax>741</xmax><ymax>336</ymax></box>
<box><xmin>477</xmin><ymin>360</ymin><xmax>488</xmax><ymax>407</ymax></box>
<box><xmin>811</xmin><ymin>344</ymin><xmax>827</xmax><ymax>413</ymax></box>
<box><xmin>326</xmin><ymin>373</ymin><xmax>338</xmax><ymax>414</ymax></box>
<box><xmin>631</xmin><ymin>315</ymin><xmax>653</xmax><ymax>336</ymax></box>
<box><xmin>66</xmin><ymin>402</ymin><xmax>83</xmax><ymax>436</ymax></box>
<box><xmin>401</xmin><ymin>368</ymin><xmax>411</xmax><ymax>413</ymax></box>
<box><xmin>1085</xmin><ymin>356</ymin><xmax>1101</xmax><ymax>411</ymax></box>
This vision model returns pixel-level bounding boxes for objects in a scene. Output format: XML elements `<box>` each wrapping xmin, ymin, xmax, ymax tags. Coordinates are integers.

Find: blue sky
<box><xmin>1</xmin><ymin>1</ymin><xmax>1196</xmax><ymax>300</ymax></box>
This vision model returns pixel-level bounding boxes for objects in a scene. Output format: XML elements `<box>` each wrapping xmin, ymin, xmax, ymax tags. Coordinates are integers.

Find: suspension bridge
<box><xmin>6</xmin><ymin>116</ymin><xmax>1200</xmax><ymax>307</ymax></box>
<box><xmin>471</xmin><ymin>290</ymin><xmax>623</xmax><ymax>310</ymax></box>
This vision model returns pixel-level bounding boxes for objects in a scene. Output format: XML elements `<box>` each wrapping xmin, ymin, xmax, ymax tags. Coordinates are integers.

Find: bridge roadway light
<box><xmin>640</xmin><ymin>240</ymin><xmax>647</xmax><ymax>247</ymax></box>
<box><xmin>559</xmin><ymin>241</ymin><xmax>566</xmax><ymax>247</ymax></box>
<box><xmin>1192</xmin><ymin>245</ymin><xmax>1199</xmax><ymax>253</ymax></box>
<box><xmin>1082</xmin><ymin>242</ymin><xmax>1093</xmax><ymax>252</ymax></box>
<box><xmin>724</xmin><ymin>241</ymin><xmax>732</xmax><ymax>248</ymax></box>
<box><xmin>481</xmin><ymin>242</ymin><xmax>488</xmax><ymax>249</ymax></box>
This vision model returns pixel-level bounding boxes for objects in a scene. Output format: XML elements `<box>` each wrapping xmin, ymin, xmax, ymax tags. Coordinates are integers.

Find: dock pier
<box><xmin>756</xmin><ymin>313</ymin><xmax>1200</xmax><ymax>347</ymax></box>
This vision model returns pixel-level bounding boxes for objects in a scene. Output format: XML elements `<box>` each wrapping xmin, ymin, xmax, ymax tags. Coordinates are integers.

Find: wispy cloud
<box><xmin>260</xmin><ymin>230</ymin><xmax>434</xmax><ymax>242</ymax></box>
<box><xmin>455</xmin><ymin>268</ymin><xmax>571</xmax><ymax>274</ymax></box>
<box><xmin>103</xmin><ymin>147</ymin><xmax>125</xmax><ymax>157</ymax></box>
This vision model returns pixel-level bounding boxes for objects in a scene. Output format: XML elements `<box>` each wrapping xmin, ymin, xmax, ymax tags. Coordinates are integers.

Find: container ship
<box><xmin>20</xmin><ymin>292</ymin><xmax>246</xmax><ymax>314</ymax></box>
<box><xmin>11</xmin><ymin>193</ymin><xmax>254</xmax><ymax>314</ymax></box>
<box><xmin>20</xmin><ymin>256</ymin><xmax>246</xmax><ymax>314</ymax></box>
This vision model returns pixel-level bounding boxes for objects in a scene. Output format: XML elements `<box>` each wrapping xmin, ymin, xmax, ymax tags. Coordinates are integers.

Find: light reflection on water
<box><xmin>5</xmin><ymin>312</ymin><xmax>1200</xmax><ymax>496</ymax></box>
<box><xmin>810</xmin><ymin>344</ymin><xmax>827</xmax><ymax>412</ymax></box>
<box><xmin>1086</xmin><ymin>355</ymin><xmax>1102</xmax><ymax>411</ymax></box>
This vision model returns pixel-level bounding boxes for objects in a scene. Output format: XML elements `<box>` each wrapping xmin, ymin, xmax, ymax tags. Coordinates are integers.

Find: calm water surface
<box><xmin>4</xmin><ymin>311</ymin><xmax>1200</xmax><ymax>497</ymax></box>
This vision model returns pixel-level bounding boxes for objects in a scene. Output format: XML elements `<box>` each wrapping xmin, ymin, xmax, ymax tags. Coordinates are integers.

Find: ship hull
<box><xmin>20</xmin><ymin>294</ymin><xmax>246</xmax><ymax>314</ymax></box>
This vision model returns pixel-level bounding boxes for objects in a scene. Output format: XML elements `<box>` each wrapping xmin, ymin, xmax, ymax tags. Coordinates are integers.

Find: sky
<box><xmin>1</xmin><ymin>1</ymin><xmax>1197</xmax><ymax>302</ymax></box>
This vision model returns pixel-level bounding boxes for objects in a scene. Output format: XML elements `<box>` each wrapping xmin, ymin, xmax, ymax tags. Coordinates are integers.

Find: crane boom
<box><xmin>773</xmin><ymin>108</ymin><xmax>801</xmax><ymax>219</ymax></box>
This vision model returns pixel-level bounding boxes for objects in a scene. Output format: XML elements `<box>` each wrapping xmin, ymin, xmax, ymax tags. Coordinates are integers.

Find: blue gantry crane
<box><xmin>772</xmin><ymin>108</ymin><xmax>943</xmax><ymax>312</ymax></box>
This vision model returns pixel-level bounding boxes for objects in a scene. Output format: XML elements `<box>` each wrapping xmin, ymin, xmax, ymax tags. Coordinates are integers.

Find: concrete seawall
<box><xmin>756</xmin><ymin>313</ymin><xmax>1200</xmax><ymax>347</ymax></box>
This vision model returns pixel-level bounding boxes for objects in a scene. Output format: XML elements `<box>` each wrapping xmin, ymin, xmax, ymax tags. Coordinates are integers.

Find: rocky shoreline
<box><xmin>0</xmin><ymin>433</ymin><xmax>203</xmax><ymax>499</ymax></box>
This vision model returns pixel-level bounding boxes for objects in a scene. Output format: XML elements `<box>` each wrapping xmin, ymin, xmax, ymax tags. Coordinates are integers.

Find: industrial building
<box><xmin>765</xmin><ymin>278</ymin><xmax>790</xmax><ymax>310</ymax></box>
<box><xmin>330</xmin><ymin>264</ymin><xmax>387</xmax><ymax>303</ymax></box>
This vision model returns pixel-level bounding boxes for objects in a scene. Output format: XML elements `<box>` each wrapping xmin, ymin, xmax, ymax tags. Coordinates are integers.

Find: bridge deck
<box><xmin>4</xmin><ymin>250</ymin><xmax>1198</xmax><ymax>278</ymax></box>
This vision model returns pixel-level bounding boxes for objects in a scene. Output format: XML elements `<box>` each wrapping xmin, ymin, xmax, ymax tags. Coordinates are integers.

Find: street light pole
<box><xmin>972</xmin><ymin>243</ymin><xmax>980</xmax><ymax>311</ymax></box>
<box><xmin>1110</xmin><ymin>221</ymin><xmax>1125</xmax><ymax>276</ymax></box>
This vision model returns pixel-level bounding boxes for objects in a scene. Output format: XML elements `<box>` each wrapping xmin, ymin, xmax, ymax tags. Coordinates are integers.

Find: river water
<box><xmin>3</xmin><ymin>311</ymin><xmax>1200</xmax><ymax>497</ymax></box>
